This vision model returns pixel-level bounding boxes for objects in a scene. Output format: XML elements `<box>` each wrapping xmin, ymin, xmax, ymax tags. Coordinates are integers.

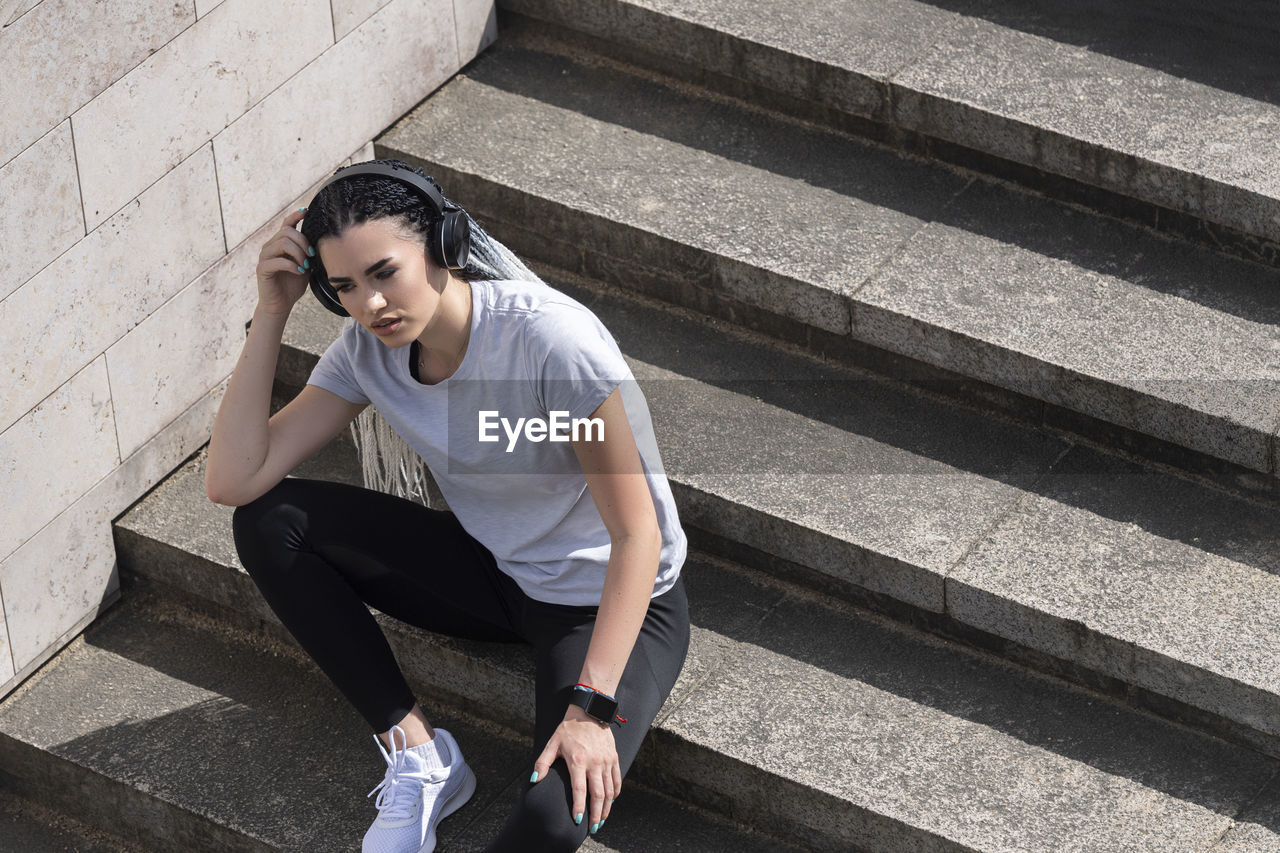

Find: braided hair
<box><xmin>302</xmin><ymin>158</ymin><xmax>546</xmax><ymax>505</ymax></box>
<box><xmin>300</xmin><ymin>157</ymin><xmax>541</xmax><ymax>286</ymax></box>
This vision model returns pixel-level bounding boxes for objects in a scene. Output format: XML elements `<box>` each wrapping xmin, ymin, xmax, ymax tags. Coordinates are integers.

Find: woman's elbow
<box><xmin>205</xmin><ymin>471</ymin><xmax>252</xmax><ymax>507</ymax></box>
<box><xmin>205</xmin><ymin>483</ymin><xmax>242</xmax><ymax>507</ymax></box>
<box><xmin>612</xmin><ymin>520</ymin><xmax>662</xmax><ymax>553</ymax></box>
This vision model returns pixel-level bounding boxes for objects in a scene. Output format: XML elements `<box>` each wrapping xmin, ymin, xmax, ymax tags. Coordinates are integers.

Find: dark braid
<box><xmin>300</xmin><ymin>158</ymin><xmax>491</xmax><ymax>282</ymax></box>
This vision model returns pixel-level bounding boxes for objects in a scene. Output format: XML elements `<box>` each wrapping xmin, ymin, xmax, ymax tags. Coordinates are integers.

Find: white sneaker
<box><xmin>362</xmin><ymin>725</ymin><xmax>476</xmax><ymax>853</ymax></box>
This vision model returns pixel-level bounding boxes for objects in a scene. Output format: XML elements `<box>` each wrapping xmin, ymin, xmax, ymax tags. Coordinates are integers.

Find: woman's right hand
<box><xmin>255</xmin><ymin>207</ymin><xmax>314</xmax><ymax>316</ymax></box>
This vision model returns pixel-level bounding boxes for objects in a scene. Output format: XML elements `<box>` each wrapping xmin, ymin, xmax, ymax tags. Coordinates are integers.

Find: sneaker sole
<box><xmin>419</xmin><ymin>763</ymin><xmax>477</xmax><ymax>853</ymax></box>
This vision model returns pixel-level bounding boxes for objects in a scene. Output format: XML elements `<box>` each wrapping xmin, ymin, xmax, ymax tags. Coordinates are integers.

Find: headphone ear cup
<box><xmin>308</xmin><ymin>265</ymin><xmax>350</xmax><ymax>317</ymax></box>
<box><xmin>437</xmin><ymin>209</ymin><xmax>471</xmax><ymax>270</ymax></box>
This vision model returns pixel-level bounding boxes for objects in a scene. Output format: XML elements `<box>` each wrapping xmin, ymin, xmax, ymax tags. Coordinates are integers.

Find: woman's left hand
<box><xmin>530</xmin><ymin>703</ymin><xmax>621</xmax><ymax>832</ymax></box>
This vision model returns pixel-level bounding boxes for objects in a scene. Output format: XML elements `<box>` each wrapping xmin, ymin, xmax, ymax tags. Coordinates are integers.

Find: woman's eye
<box><xmin>334</xmin><ymin>283</ymin><xmax>353</xmax><ymax>293</ymax></box>
<box><xmin>377</xmin><ymin>269</ymin><xmax>395</xmax><ymax>279</ymax></box>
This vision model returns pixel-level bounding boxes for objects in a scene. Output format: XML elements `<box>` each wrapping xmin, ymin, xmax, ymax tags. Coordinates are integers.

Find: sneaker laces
<box><xmin>366</xmin><ymin>728</ymin><xmax>451</xmax><ymax>822</ymax></box>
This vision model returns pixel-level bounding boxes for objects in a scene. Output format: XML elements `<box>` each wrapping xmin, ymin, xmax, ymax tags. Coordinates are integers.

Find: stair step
<box><xmin>0</xmin><ymin>786</ymin><xmax>145</xmax><ymax>852</ymax></box>
<box><xmin>124</xmin><ymin>259</ymin><xmax>1280</xmax><ymax>768</ymax></box>
<box><xmin>106</xmin><ymin>448</ymin><xmax>1280</xmax><ymax>850</ymax></box>
<box><xmin>261</xmin><ymin>221</ymin><xmax>1280</xmax><ymax>761</ymax></box>
<box><xmin>373</xmin><ymin>30</ymin><xmax>1280</xmax><ymax>496</ymax></box>
<box><xmin>0</xmin><ymin>590</ymin><xmax>796</xmax><ymax>853</ymax></box>
<box><xmin>498</xmin><ymin>0</ymin><xmax>1280</xmax><ymax>257</ymax></box>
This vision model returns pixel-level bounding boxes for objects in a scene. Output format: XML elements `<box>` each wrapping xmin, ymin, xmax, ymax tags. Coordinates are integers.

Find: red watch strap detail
<box><xmin>573</xmin><ymin>681</ymin><xmax>614</xmax><ymax>700</ymax></box>
<box><xmin>570</xmin><ymin>683</ymin><xmax>626</xmax><ymax>726</ymax></box>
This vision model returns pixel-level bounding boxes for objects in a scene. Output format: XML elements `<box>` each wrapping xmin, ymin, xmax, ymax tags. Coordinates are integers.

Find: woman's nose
<box><xmin>366</xmin><ymin>287</ymin><xmax>387</xmax><ymax>312</ymax></box>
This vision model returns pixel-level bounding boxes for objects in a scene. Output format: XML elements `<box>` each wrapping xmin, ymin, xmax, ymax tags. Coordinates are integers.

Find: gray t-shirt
<box><xmin>306</xmin><ymin>277</ymin><xmax>687</xmax><ymax>606</ymax></box>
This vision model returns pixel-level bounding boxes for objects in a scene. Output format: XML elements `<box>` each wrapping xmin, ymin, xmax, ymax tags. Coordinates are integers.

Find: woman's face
<box><xmin>318</xmin><ymin>217</ymin><xmax>446</xmax><ymax>346</ymax></box>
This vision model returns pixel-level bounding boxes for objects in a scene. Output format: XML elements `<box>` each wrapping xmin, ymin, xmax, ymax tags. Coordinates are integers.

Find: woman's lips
<box><xmin>371</xmin><ymin>317</ymin><xmax>402</xmax><ymax>336</ymax></box>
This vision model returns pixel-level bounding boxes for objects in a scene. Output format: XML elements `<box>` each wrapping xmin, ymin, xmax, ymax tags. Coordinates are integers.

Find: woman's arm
<box><xmin>571</xmin><ymin>388</ymin><xmax>662</xmax><ymax>698</ymax></box>
<box><xmin>206</xmin><ymin>208</ymin><xmax>366</xmax><ymax>506</ymax></box>
<box><xmin>530</xmin><ymin>385</ymin><xmax>662</xmax><ymax>834</ymax></box>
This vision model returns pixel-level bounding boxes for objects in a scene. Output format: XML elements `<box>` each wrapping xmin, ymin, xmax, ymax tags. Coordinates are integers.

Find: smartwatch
<box><xmin>570</xmin><ymin>684</ymin><xmax>627</xmax><ymax>727</ymax></box>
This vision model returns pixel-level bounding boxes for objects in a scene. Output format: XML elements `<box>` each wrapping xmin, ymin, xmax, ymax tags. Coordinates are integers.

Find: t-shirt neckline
<box><xmin>404</xmin><ymin>279</ymin><xmax>485</xmax><ymax>388</ymax></box>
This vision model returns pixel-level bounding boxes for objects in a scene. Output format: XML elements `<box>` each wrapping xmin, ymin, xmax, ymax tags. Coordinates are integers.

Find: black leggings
<box><xmin>231</xmin><ymin>477</ymin><xmax>690</xmax><ymax>852</ymax></box>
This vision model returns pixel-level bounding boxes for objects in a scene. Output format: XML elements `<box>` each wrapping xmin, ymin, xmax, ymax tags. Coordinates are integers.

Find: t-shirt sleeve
<box><xmin>307</xmin><ymin>323</ymin><xmax>371</xmax><ymax>405</ymax></box>
<box><xmin>531</xmin><ymin>302</ymin><xmax>631</xmax><ymax>421</ymax></box>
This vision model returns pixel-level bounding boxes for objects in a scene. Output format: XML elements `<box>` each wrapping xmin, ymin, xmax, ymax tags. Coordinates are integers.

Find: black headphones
<box><xmin>303</xmin><ymin>162</ymin><xmax>472</xmax><ymax>317</ymax></box>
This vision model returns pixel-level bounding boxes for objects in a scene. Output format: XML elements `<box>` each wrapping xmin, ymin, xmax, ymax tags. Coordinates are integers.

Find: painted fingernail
<box><xmin>297</xmin><ymin>207</ymin><xmax>306</xmax><ymax>212</ymax></box>
<box><xmin>303</xmin><ymin>258</ymin><xmax>310</xmax><ymax>269</ymax></box>
<box><xmin>529</xmin><ymin>771</ymin><xmax>539</xmax><ymax>783</ymax></box>
<box><xmin>590</xmin><ymin>822</ymin><xmax>599</xmax><ymax>834</ymax></box>
<box><xmin>307</xmin><ymin>245</ymin><xmax>315</xmax><ymax>256</ymax></box>
<box><xmin>574</xmin><ymin>813</ymin><xmax>583</xmax><ymax>825</ymax></box>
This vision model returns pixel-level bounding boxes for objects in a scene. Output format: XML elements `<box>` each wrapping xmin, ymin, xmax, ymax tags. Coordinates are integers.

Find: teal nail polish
<box><xmin>590</xmin><ymin>822</ymin><xmax>599</xmax><ymax>834</ymax></box>
<box><xmin>297</xmin><ymin>265</ymin><xmax>305</xmax><ymax>273</ymax></box>
<box><xmin>307</xmin><ymin>245</ymin><xmax>315</xmax><ymax>256</ymax></box>
<box><xmin>574</xmin><ymin>813</ymin><xmax>583</xmax><ymax>825</ymax></box>
<box><xmin>600</xmin><ymin>820</ymin><xmax>606</xmax><ymax>830</ymax></box>
<box><xmin>529</xmin><ymin>771</ymin><xmax>539</xmax><ymax>783</ymax></box>
<box><xmin>297</xmin><ymin>207</ymin><xmax>306</xmax><ymax>212</ymax></box>
<box><xmin>303</xmin><ymin>258</ymin><xmax>310</xmax><ymax>269</ymax></box>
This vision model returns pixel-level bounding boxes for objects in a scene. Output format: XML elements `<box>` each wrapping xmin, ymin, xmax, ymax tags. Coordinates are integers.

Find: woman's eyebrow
<box><xmin>328</xmin><ymin>257</ymin><xmax>393</xmax><ymax>283</ymax></box>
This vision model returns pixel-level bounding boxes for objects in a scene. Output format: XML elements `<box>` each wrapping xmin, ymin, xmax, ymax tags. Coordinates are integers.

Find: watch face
<box><xmin>588</xmin><ymin>692</ymin><xmax>618</xmax><ymax>718</ymax></box>
<box><xmin>574</xmin><ymin>689</ymin><xmax>617</xmax><ymax>723</ymax></box>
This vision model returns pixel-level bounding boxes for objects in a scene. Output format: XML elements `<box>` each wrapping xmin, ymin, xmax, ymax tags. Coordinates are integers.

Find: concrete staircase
<box><xmin>5</xmin><ymin>1</ymin><xmax>1280</xmax><ymax>850</ymax></box>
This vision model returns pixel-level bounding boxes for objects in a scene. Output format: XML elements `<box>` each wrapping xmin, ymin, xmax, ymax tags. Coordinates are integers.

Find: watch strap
<box><xmin>570</xmin><ymin>684</ymin><xmax>627</xmax><ymax>727</ymax></box>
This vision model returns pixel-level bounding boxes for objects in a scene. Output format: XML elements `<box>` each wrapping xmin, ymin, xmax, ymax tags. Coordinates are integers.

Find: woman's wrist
<box><xmin>254</xmin><ymin>300</ymin><xmax>295</xmax><ymax>322</ymax></box>
<box><xmin>563</xmin><ymin>703</ymin><xmax>597</xmax><ymax>723</ymax></box>
<box><xmin>574</xmin><ymin>676</ymin><xmax>619</xmax><ymax>698</ymax></box>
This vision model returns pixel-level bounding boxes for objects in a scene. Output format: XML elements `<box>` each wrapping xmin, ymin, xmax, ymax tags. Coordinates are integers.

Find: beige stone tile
<box><xmin>0</xmin><ymin>375</ymin><xmax>227</xmax><ymax>692</ymax></box>
<box><xmin>101</xmin><ymin>139</ymin><xmax>377</xmax><ymax>492</ymax></box>
<box><xmin>455</xmin><ymin>0</ymin><xmax>498</xmax><ymax>64</ymax></box>
<box><xmin>195</xmin><ymin>0</ymin><xmax>227</xmax><ymax>18</ymax></box>
<box><xmin>214</xmin><ymin>0</ymin><xmax>457</xmax><ymax>248</ymax></box>
<box><xmin>0</xmin><ymin>357</ymin><xmax>117</xmax><ymax>562</ymax></box>
<box><xmin>0</xmin><ymin>497</ymin><xmax>116</xmax><ymax>673</ymax></box>
<box><xmin>0</xmin><ymin>0</ymin><xmax>191</xmax><ymax>166</ymax></box>
<box><xmin>108</xmin><ymin>166</ymin><xmax>356</xmax><ymax>467</ymax></box>
<box><xmin>105</xmin><ymin>151</ymin><xmax>360</xmax><ymax>496</ymax></box>
<box><xmin>102</xmin><ymin>169</ymin><xmax>334</xmax><ymax>458</ymax></box>
<box><xmin>105</xmin><ymin>245</ymin><xmax>257</xmax><ymax>459</ymax></box>
<box><xmin>332</xmin><ymin>0</ymin><xmax>393</xmax><ymax>40</ymax></box>
<box><xmin>1</xmin><ymin>145</ymin><xmax>224</xmax><ymax>433</ymax></box>
<box><xmin>89</xmin><ymin>378</ymin><xmax>227</xmax><ymax>525</ymax></box>
<box><xmin>0</xmin><ymin>120</ymin><xmax>82</xmax><ymax>302</ymax></box>
<box><xmin>73</xmin><ymin>0</ymin><xmax>333</xmax><ymax>229</ymax></box>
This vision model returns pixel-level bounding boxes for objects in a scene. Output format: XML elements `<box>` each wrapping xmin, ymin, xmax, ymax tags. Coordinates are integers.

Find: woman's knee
<box><xmin>501</xmin><ymin>767</ymin><xmax>589</xmax><ymax>852</ymax></box>
<box><xmin>230</xmin><ymin>479</ymin><xmax>311</xmax><ymax>570</ymax></box>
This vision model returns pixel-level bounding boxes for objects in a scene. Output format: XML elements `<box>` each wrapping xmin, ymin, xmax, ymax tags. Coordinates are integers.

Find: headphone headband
<box><xmin>310</xmin><ymin>162</ymin><xmax>447</xmax><ymax>217</ymax></box>
<box><xmin>304</xmin><ymin>162</ymin><xmax>471</xmax><ymax>317</ymax></box>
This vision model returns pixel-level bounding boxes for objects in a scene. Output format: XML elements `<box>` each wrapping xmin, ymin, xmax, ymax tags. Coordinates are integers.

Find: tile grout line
<box><xmin>940</xmin><ymin>441</ymin><xmax>1074</xmax><ymax>618</ymax></box>
<box><xmin>0</xmin><ymin>573</ymin><xmax>13</xmax><ymax>687</ymax></box>
<box><xmin>102</xmin><ymin>353</ymin><xmax>125</xmax><ymax>469</ymax></box>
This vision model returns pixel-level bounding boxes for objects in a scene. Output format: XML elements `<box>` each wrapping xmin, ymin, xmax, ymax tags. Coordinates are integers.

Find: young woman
<box><xmin>205</xmin><ymin>159</ymin><xmax>689</xmax><ymax>853</ymax></box>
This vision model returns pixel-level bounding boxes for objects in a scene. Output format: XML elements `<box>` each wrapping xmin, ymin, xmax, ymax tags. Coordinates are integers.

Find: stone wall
<box><xmin>0</xmin><ymin>0</ymin><xmax>496</xmax><ymax>699</ymax></box>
